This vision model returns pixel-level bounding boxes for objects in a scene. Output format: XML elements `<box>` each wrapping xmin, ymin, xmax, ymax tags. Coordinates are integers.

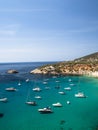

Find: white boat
<box><xmin>26</xmin><ymin>101</ymin><xmax>37</xmax><ymax>106</ymax></box>
<box><xmin>43</xmin><ymin>81</ymin><xmax>48</xmax><ymax>84</ymax></box>
<box><xmin>58</xmin><ymin>91</ymin><xmax>65</xmax><ymax>95</ymax></box>
<box><xmin>64</xmin><ymin>87</ymin><xmax>71</xmax><ymax>90</ymax></box>
<box><xmin>34</xmin><ymin>96</ymin><xmax>42</xmax><ymax>99</ymax></box>
<box><xmin>75</xmin><ymin>92</ymin><xmax>86</xmax><ymax>98</ymax></box>
<box><xmin>26</xmin><ymin>79</ymin><xmax>29</xmax><ymax>82</ymax></box>
<box><xmin>52</xmin><ymin>102</ymin><xmax>62</xmax><ymax>107</ymax></box>
<box><xmin>0</xmin><ymin>98</ymin><xmax>8</xmax><ymax>102</ymax></box>
<box><xmin>38</xmin><ymin>107</ymin><xmax>53</xmax><ymax>114</ymax></box>
<box><xmin>68</xmin><ymin>79</ymin><xmax>72</xmax><ymax>82</ymax></box>
<box><xmin>18</xmin><ymin>82</ymin><xmax>21</xmax><ymax>86</ymax></box>
<box><xmin>5</xmin><ymin>87</ymin><xmax>16</xmax><ymax>91</ymax></box>
<box><xmin>32</xmin><ymin>87</ymin><xmax>41</xmax><ymax>92</ymax></box>
<box><xmin>26</xmin><ymin>89</ymin><xmax>37</xmax><ymax>106</ymax></box>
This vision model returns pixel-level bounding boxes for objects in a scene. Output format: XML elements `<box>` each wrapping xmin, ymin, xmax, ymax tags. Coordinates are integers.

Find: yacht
<box><xmin>52</xmin><ymin>102</ymin><xmax>62</xmax><ymax>107</ymax></box>
<box><xmin>26</xmin><ymin>101</ymin><xmax>37</xmax><ymax>106</ymax></box>
<box><xmin>32</xmin><ymin>87</ymin><xmax>41</xmax><ymax>92</ymax></box>
<box><xmin>64</xmin><ymin>87</ymin><xmax>71</xmax><ymax>90</ymax></box>
<box><xmin>0</xmin><ymin>98</ymin><xmax>8</xmax><ymax>102</ymax></box>
<box><xmin>5</xmin><ymin>87</ymin><xmax>16</xmax><ymax>91</ymax></box>
<box><xmin>75</xmin><ymin>92</ymin><xmax>86</xmax><ymax>98</ymax></box>
<box><xmin>38</xmin><ymin>107</ymin><xmax>53</xmax><ymax>114</ymax></box>
<box><xmin>34</xmin><ymin>96</ymin><xmax>42</xmax><ymax>99</ymax></box>
<box><xmin>58</xmin><ymin>91</ymin><xmax>65</xmax><ymax>95</ymax></box>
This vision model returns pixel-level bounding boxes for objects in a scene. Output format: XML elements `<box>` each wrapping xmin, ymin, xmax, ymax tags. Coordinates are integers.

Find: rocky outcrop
<box><xmin>7</xmin><ymin>69</ymin><xmax>18</xmax><ymax>74</ymax></box>
<box><xmin>30</xmin><ymin>52</ymin><xmax>98</xmax><ymax>77</ymax></box>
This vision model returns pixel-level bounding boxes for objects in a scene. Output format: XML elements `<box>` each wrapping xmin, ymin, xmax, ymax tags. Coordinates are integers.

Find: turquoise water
<box><xmin>0</xmin><ymin>62</ymin><xmax>98</xmax><ymax>130</ymax></box>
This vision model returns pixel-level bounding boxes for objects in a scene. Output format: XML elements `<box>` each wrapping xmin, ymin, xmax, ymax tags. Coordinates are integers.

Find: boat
<box><xmin>75</xmin><ymin>78</ymin><xmax>86</xmax><ymax>98</ymax></box>
<box><xmin>64</xmin><ymin>87</ymin><xmax>71</xmax><ymax>90</ymax></box>
<box><xmin>26</xmin><ymin>101</ymin><xmax>37</xmax><ymax>106</ymax></box>
<box><xmin>43</xmin><ymin>81</ymin><xmax>48</xmax><ymax>84</ymax></box>
<box><xmin>58</xmin><ymin>91</ymin><xmax>65</xmax><ymax>95</ymax></box>
<box><xmin>75</xmin><ymin>92</ymin><xmax>86</xmax><ymax>98</ymax></box>
<box><xmin>18</xmin><ymin>82</ymin><xmax>21</xmax><ymax>86</ymax></box>
<box><xmin>0</xmin><ymin>97</ymin><xmax>8</xmax><ymax>102</ymax></box>
<box><xmin>5</xmin><ymin>87</ymin><xmax>16</xmax><ymax>91</ymax></box>
<box><xmin>26</xmin><ymin>79</ymin><xmax>29</xmax><ymax>82</ymax></box>
<box><xmin>52</xmin><ymin>102</ymin><xmax>62</xmax><ymax>107</ymax></box>
<box><xmin>34</xmin><ymin>96</ymin><xmax>42</xmax><ymax>99</ymax></box>
<box><xmin>26</xmin><ymin>89</ymin><xmax>37</xmax><ymax>106</ymax></box>
<box><xmin>32</xmin><ymin>87</ymin><xmax>41</xmax><ymax>92</ymax></box>
<box><xmin>38</xmin><ymin>107</ymin><xmax>53</xmax><ymax>114</ymax></box>
<box><xmin>68</xmin><ymin>79</ymin><xmax>72</xmax><ymax>82</ymax></box>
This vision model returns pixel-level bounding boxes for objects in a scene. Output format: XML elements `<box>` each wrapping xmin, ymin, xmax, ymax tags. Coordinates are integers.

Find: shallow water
<box><xmin>0</xmin><ymin>62</ymin><xmax>98</xmax><ymax>130</ymax></box>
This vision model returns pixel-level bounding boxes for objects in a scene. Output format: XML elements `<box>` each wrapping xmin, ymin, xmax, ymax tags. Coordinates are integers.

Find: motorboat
<box><xmin>38</xmin><ymin>107</ymin><xmax>53</xmax><ymax>114</ymax></box>
<box><xmin>34</xmin><ymin>96</ymin><xmax>42</xmax><ymax>99</ymax></box>
<box><xmin>0</xmin><ymin>97</ymin><xmax>8</xmax><ymax>102</ymax></box>
<box><xmin>64</xmin><ymin>87</ymin><xmax>71</xmax><ymax>90</ymax></box>
<box><xmin>32</xmin><ymin>87</ymin><xmax>42</xmax><ymax>92</ymax></box>
<box><xmin>75</xmin><ymin>92</ymin><xmax>86</xmax><ymax>98</ymax></box>
<box><xmin>52</xmin><ymin>102</ymin><xmax>62</xmax><ymax>107</ymax></box>
<box><xmin>26</xmin><ymin>101</ymin><xmax>37</xmax><ymax>106</ymax></box>
<box><xmin>58</xmin><ymin>91</ymin><xmax>65</xmax><ymax>95</ymax></box>
<box><xmin>5</xmin><ymin>87</ymin><xmax>16</xmax><ymax>91</ymax></box>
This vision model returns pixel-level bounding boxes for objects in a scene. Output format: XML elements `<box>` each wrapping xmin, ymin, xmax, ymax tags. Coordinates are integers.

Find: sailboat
<box><xmin>75</xmin><ymin>77</ymin><xmax>86</xmax><ymax>98</ymax></box>
<box><xmin>25</xmin><ymin>89</ymin><xmax>37</xmax><ymax>106</ymax></box>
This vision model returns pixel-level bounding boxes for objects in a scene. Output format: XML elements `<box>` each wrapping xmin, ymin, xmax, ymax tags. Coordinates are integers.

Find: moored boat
<box><xmin>5</xmin><ymin>87</ymin><xmax>16</xmax><ymax>91</ymax></box>
<box><xmin>58</xmin><ymin>91</ymin><xmax>65</xmax><ymax>95</ymax></box>
<box><xmin>38</xmin><ymin>107</ymin><xmax>53</xmax><ymax>114</ymax></box>
<box><xmin>75</xmin><ymin>92</ymin><xmax>86</xmax><ymax>98</ymax></box>
<box><xmin>64</xmin><ymin>87</ymin><xmax>71</xmax><ymax>90</ymax></box>
<box><xmin>52</xmin><ymin>102</ymin><xmax>62</xmax><ymax>107</ymax></box>
<box><xmin>0</xmin><ymin>97</ymin><xmax>8</xmax><ymax>102</ymax></box>
<box><xmin>26</xmin><ymin>101</ymin><xmax>37</xmax><ymax>106</ymax></box>
<box><xmin>32</xmin><ymin>87</ymin><xmax>42</xmax><ymax>92</ymax></box>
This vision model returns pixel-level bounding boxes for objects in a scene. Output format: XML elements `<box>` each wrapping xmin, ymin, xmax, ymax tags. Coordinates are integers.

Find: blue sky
<box><xmin>0</xmin><ymin>0</ymin><xmax>98</xmax><ymax>62</ymax></box>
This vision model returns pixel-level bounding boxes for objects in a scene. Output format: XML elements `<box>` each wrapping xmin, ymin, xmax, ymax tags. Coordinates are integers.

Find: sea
<box><xmin>0</xmin><ymin>62</ymin><xmax>98</xmax><ymax>130</ymax></box>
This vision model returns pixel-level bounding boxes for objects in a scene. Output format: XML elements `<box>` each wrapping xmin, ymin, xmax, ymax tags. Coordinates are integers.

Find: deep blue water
<box><xmin>0</xmin><ymin>62</ymin><xmax>98</xmax><ymax>130</ymax></box>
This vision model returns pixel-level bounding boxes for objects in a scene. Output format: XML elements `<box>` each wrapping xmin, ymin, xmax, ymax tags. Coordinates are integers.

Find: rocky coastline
<box><xmin>30</xmin><ymin>52</ymin><xmax>98</xmax><ymax>78</ymax></box>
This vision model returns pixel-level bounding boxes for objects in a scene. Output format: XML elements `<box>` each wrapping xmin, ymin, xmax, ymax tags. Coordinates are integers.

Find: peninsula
<box><xmin>30</xmin><ymin>52</ymin><xmax>98</xmax><ymax>77</ymax></box>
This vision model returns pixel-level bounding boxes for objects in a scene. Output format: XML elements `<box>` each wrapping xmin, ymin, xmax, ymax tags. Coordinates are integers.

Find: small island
<box><xmin>30</xmin><ymin>52</ymin><xmax>98</xmax><ymax>77</ymax></box>
<box><xmin>7</xmin><ymin>69</ymin><xmax>19</xmax><ymax>74</ymax></box>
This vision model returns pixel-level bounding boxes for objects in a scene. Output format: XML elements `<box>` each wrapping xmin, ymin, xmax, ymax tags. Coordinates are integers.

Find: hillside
<box><xmin>30</xmin><ymin>52</ymin><xmax>98</xmax><ymax>77</ymax></box>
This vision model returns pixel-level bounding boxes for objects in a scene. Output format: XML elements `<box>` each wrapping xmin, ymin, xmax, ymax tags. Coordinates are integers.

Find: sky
<box><xmin>0</xmin><ymin>0</ymin><xmax>98</xmax><ymax>62</ymax></box>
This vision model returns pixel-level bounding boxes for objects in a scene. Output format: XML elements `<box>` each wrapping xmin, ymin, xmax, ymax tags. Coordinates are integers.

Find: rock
<box><xmin>7</xmin><ymin>69</ymin><xmax>18</xmax><ymax>74</ymax></box>
<box><xmin>30</xmin><ymin>69</ymin><xmax>42</xmax><ymax>74</ymax></box>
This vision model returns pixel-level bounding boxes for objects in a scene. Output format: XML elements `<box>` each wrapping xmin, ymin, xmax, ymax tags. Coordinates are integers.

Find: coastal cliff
<box><xmin>30</xmin><ymin>52</ymin><xmax>98</xmax><ymax>77</ymax></box>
